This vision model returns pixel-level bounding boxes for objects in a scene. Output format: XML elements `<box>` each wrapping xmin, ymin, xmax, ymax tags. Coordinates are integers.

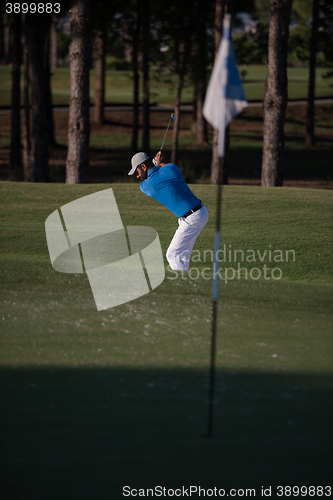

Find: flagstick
<box><xmin>207</xmin><ymin>155</ymin><xmax>224</xmax><ymax>438</ymax></box>
<box><xmin>207</xmin><ymin>74</ymin><xmax>227</xmax><ymax>438</ymax></box>
<box><xmin>203</xmin><ymin>12</ymin><xmax>247</xmax><ymax>438</ymax></box>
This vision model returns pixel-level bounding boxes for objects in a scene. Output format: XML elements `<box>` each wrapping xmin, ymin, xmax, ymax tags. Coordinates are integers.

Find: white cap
<box><xmin>128</xmin><ymin>152</ymin><xmax>149</xmax><ymax>175</ymax></box>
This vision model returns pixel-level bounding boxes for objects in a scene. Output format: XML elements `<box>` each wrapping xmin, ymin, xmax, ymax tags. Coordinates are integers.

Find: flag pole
<box><xmin>202</xmin><ymin>11</ymin><xmax>247</xmax><ymax>438</ymax></box>
<box><xmin>207</xmin><ymin>155</ymin><xmax>224</xmax><ymax>438</ymax></box>
<box><xmin>207</xmin><ymin>9</ymin><xmax>228</xmax><ymax>430</ymax></box>
<box><xmin>206</xmin><ymin>12</ymin><xmax>229</xmax><ymax>438</ymax></box>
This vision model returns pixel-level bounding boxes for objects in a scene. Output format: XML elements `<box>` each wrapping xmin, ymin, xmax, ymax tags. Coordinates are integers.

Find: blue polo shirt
<box><xmin>140</xmin><ymin>163</ymin><xmax>201</xmax><ymax>218</ymax></box>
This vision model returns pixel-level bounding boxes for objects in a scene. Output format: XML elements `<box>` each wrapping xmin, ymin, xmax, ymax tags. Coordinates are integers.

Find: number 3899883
<box><xmin>6</xmin><ymin>3</ymin><xmax>60</xmax><ymax>14</ymax></box>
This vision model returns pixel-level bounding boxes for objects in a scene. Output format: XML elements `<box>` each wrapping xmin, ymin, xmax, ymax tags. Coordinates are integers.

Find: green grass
<box><xmin>0</xmin><ymin>182</ymin><xmax>332</xmax><ymax>498</ymax></box>
<box><xmin>240</xmin><ymin>65</ymin><xmax>333</xmax><ymax>100</ymax></box>
<box><xmin>0</xmin><ymin>65</ymin><xmax>332</xmax><ymax>107</ymax></box>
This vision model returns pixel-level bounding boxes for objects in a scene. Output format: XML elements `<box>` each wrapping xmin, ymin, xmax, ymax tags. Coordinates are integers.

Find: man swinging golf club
<box><xmin>128</xmin><ymin>151</ymin><xmax>209</xmax><ymax>271</ymax></box>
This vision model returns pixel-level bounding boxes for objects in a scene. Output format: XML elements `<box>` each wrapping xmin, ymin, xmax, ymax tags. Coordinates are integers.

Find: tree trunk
<box><xmin>171</xmin><ymin>78</ymin><xmax>183</xmax><ymax>165</ymax></box>
<box><xmin>66</xmin><ymin>0</ymin><xmax>91</xmax><ymax>184</ymax></box>
<box><xmin>191</xmin><ymin>87</ymin><xmax>197</xmax><ymax>136</ymax></box>
<box><xmin>195</xmin><ymin>81</ymin><xmax>207</xmax><ymax>144</ymax></box>
<box><xmin>215</xmin><ymin>0</ymin><xmax>224</xmax><ymax>49</ymax></box>
<box><xmin>25</xmin><ymin>13</ymin><xmax>51</xmax><ymax>182</ymax></box>
<box><xmin>10</xmin><ymin>12</ymin><xmax>21</xmax><ymax>168</ymax></box>
<box><xmin>45</xmin><ymin>29</ymin><xmax>56</xmax><ymax>146</ymax></box>
<box><xmin>193</xmin><ymin>0</ymin><xmax>208</xmax><ymax>145</ymax></box>
<box><xmin>141</xmin><ymin>0</ymin><xmax>150</xmax><ymax>154</ymax></box>
<box><xmin>123</xmin><ymin>18</ymin><xmax>133</xmax><ymax>62</ymax></box>
<box><xmin>50</xmin><ymin>14</ymin><xmax>57</xmax><ymax>70</ymax></box>
<box><xmin>4</xmin><ymin>23</ymin><xmax>10</xmax><ymax>65</ymax></box>
<box><xmin>23</xmin><ymin>35</ymin><xmax>33</xmax><ymax>181</ymax></box>
<box><xmin>306</xmin><ymin>0</ymin><xmax>319</xmax><ymax>146</ymax></box>
<box><xmin>94</xmin><ymin>27</ymin><xmax>105</xmax><ymax>125</ymax></box>
<box><xmin>261</xmin><ymin>0</ymin><xmax>292</xmax><ymax>187</ymax></box>
<box><xmin>210</xmin><ymin>0</ymin><xmax>229</xmax><ymax>185</ymax></box>
<box><xmin>0</xmin><ymin>13</ymin><xmax>4</xmax><ymax>64</ymax></box>
<box><xmin>171</xmin><ymin>6</ymin><xmax>194</xmax><ymax>165</ymax></box>
<box><xmin>131</xmin><ymin>3</ymin><xmax>141</xmax><ymax>152</ymax></box>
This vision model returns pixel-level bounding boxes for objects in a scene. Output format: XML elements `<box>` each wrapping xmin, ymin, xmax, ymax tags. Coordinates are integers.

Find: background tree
<box><xmin>288</xmin><ymin>0</ymin><xmax>318</xmax><ymax>146</ymax></box>
<box><xmin>171</xmin><ymin>8</ymin><xmax>194</xmax><ymax>165</ymax></box>
<box><xmin>45</xmin><ymin>29</ymin><xmax>56</xmax><ymax>146</ymax></box>
<box><xmin>25</xmin><ymin>13</ymin><xmax>52</xmax><ymax>182</ymax></box>
<box><xmin>155</xmin><ymin>0</ymin><xmax>195</xmax><ymax>164</ymax></box>
<box><xmin>132</xmin><ymin>1</ymin><xmax>141</xmax><ymax>153</ymax></box>
<box><xmin>10</xmin><ymin>12</ymin><xmax>21</xmax><ymax>168</ymax></box>
<box><xmin>101</xmin><ymin>0</ymin><xmax>144</xmax><ymax>152</ymax></box>
<box><xmin>131</xmin><ymin>0</ymin><xmax>141</xmax><ymax>152</ymax></box>
<box><xmin>66</xmin><ymin>0</ymin><xmax>91</xmax><ymax>184</ymax></box>
<box><xmin>261</xmin><ymin>0</ymin><xmax>292</xmax><ymax>187</ymax></box>
<box><xmin>255</xmin><ymin>0</ymin><xmax>271</xmax><ymax>23</ymax></box>
<box><xmin>50</xmin><ymin>14</ymin><xmax>58</xmax><ymax>70</ymax></box>
<box><xmin>233</xmin><ymin>22</ymin><xmax>269</xmax><ymax>65</ymax></box>
<box><xmin>104</xmin><ymin>0</ymin><xmax>142</xmax><ymax>151</ymax></box>
<box><xmin>94</xmin><ymin>23</ymin><xmax>106</xmax><ymax>125</ymax></box>
<box><xmin>0</xmin><ymin>11</ymin><xmax>4</xmax><ymax>64</ymax></box>
<box><xmin>141</xmin><ymin>0</ymin><xmax>150</xmax><ymax>153</ymax></box>
<box><xmin>306</xmin><ymin>0</ymin><xmax>319</xmax><ymax>146</ymax></box>
<box><xmin>22</xmin><ymin>39</ymin><xmax>33</xmax><ymax>181</ymax></box>
<box><xmin>285</xmin><ymin>0</ymin><xmax>333</xmax><ymax>145</ymax></box>
<box><xmin>4</xmin><ymin>15</ymin><xmax>10</xmax><ymax>64</ymax></box>
<box><xmin>320</xmin><ymin>0</ymin><xmax>333</xmax><ymax>85</ymax></box>
<box><xmin>191</xmin><ymin>0</ymin><xmax>209</xmax><ymax>146</ymax></box>
<box><xmin>91</xmin><ymin>1</ymin><xmax>123</xmax><ymax>126</ymax></box>
<box><xmin>57</xmin><ymin>30</ymin><xmax>71</xmax><ymax>65</ymax></box>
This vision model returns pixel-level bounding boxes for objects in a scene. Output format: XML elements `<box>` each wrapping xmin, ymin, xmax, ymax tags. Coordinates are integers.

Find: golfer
<box><xmin>128</xmin><ymin>151</ymin><xmax>209</xmax><ymax>271</ymax></box>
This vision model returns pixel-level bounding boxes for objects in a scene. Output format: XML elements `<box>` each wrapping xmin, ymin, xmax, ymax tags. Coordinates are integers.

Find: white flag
<box><xmin>203</xmin><ymin>14</ymin><xmax>248</xmax><ymax>157</ymax></box>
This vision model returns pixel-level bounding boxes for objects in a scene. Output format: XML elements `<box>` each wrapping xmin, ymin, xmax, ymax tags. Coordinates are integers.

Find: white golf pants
<box><xmin>166</xmin><ymin>204</ymin><xmax>209</xmax><ymax>272</ymax></box>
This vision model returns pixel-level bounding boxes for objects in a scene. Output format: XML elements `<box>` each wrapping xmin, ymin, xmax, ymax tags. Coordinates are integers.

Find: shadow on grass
<box><xmin>2</xmin><ymin>141</ymin><xmax>332</xmax><ymax>185</ymax></box>
<box><xmin>1</xmin><ymin>368</ymin><xmax>332</xmax><ymax>500</ymax></box>
<box><xmin>45</xmin><ymin>144</ymin><xmax>332</xmax><ymax>185</ymax></box>
<box><xmin>234</xmin><ymin>114</ymin><xmax>263</xmax><ymax>123</ymax></box>
<box><xmin>103</xmin><ymin>119</ymin><xmax>190</xmax><ymax>131</ymax></box>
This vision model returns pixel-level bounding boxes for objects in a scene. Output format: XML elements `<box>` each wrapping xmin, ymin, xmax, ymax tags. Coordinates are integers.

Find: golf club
<box><xmin>160</xmin><ymin>113</ymin><xmax>176</xmax><ymax>152</ymax></box>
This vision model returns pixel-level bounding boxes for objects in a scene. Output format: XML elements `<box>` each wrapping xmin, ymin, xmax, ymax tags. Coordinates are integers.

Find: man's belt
<box><xmin>181</xmin><ymin>203</ymin><xmax>203</xmax><ymax>219</ymax></box>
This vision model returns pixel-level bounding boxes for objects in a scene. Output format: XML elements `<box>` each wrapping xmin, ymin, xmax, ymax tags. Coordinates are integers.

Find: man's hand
<box><xmin>154</xmin><ymin>151</ymin><xmax>166</xmax><ymax>166</ymax></box>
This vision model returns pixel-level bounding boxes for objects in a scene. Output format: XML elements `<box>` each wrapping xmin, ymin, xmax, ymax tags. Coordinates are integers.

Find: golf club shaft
<box><xmin>160</xmin><ymin>118</ymin><xmax>172</xmax><ymax>152</ymax></box>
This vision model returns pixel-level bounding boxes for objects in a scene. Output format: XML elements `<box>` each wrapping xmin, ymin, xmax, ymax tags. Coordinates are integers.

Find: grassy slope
<box><xmin>0</xmin><ymin>65</ymin><xmax>332</xmax><ymax>106</ymax></box>
<box><xmin>0</xmin><ymin>182</ymin><xmax>332</xmax><ymax>498</ymax></box>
